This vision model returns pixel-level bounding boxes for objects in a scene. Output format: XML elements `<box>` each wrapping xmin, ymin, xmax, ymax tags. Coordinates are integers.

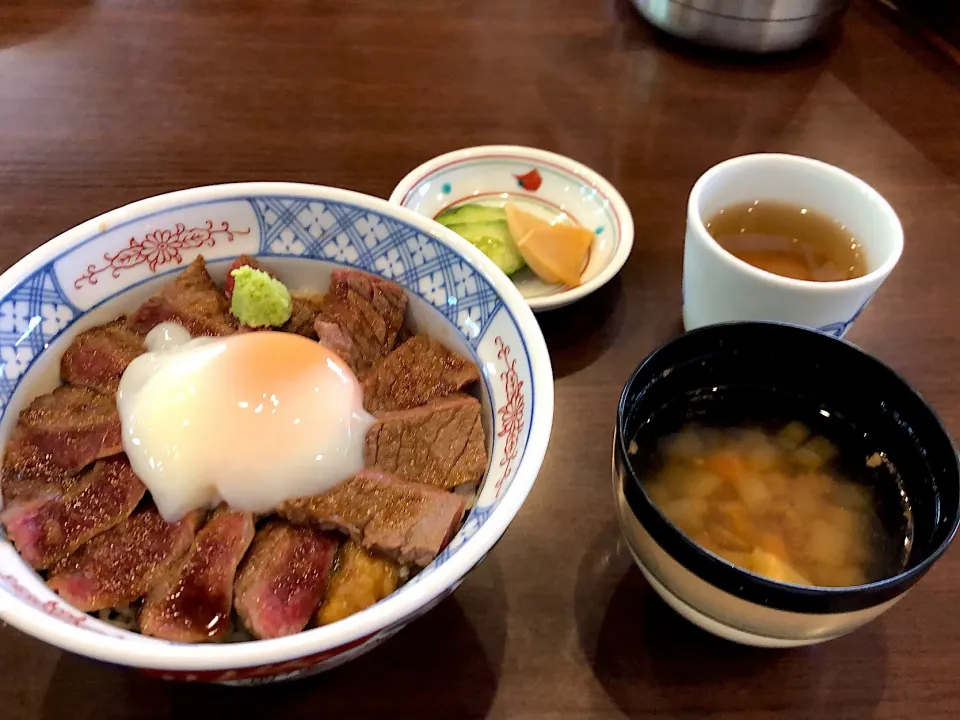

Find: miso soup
<box><xmin>639</xmin><ymin>421</ymin><xmax>911</xmax><ymax>587</ymax></box>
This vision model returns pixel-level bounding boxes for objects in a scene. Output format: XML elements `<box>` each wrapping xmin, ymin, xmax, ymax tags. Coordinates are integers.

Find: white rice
<box><xmin>95</xmin><ymin>603</ymin><xmax>138</xmax><ymax>632</ymax></box>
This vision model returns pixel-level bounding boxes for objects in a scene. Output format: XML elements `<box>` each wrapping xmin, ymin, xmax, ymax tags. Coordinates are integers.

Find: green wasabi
<box><xmin>230</xmin><ymin>265</ymin><xmax>292</xmax><ymax>327</ymax></box>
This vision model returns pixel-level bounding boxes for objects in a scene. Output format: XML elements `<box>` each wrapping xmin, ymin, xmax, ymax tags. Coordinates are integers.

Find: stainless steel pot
<box><xmin>631</xmin><ymin>0</ymin><xmax>851</xmax><ymax>54</ymax></box>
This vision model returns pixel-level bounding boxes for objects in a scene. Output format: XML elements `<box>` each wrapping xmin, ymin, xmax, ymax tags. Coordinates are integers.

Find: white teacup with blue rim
<box><xmin>683</xmin><ymin>154</ymin><xmax>903</xmax><ymax>337</ymax></box>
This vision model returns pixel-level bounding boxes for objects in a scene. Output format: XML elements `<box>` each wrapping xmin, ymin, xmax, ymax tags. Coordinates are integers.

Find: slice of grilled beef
<box><xmin>139</xmin><ymin>507</ymin><xmax>255</xmax><ymax>643</ymax></box>
<box><xmin>0</xmin><ymin>458</ymin><xmax>146</xmax><ymax>570</ymax></box>
<box><xmin>283</xmin><ymin>292</ymin><xmax>326</xmax><ymax>338</ymax></box>
<box><xmin>278</xmin><ymin>469</ymin><xmax>465</xmax><ymax>567</ymax></box>
<box><xmin>130</xmin><ymin>256</ymin><xmax>236</xmax><ymax>337</ymax></box>
<box><xmin>1</xmin><ymin>386</ymin><xmax>124</xmax><ymax>506</ymax></box>
<box><xmin>361</xmin><ymin>334</ymin><xmax>480</xmax><ymax>414</ymax></box>
<box><xmin>314</xmin><ymin>270</ymin><xmax>407</xmax><ymax>374</ymax></box>
<box><xmin>365</xmin><ymin>394</ymin><xmax>487</xmax><ymax>490</ymax></box>
<box><xmin>234</xmin><ymin>521</ymin><xmax>339</xmax><ymax>639</ymax></box>
<box><xmin>47</xmin><ymin>506</ymin><xmax>204</xmax><ymax>611</ymax></box>
<box><xmin>60</xmin><ymin>318</ymin><xmax>145</xmax><ymax>396</ymax></box>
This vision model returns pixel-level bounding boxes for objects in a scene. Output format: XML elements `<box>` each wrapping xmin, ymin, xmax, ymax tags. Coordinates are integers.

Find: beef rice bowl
<box><xmin>0</xmin><ymin>255</ymin><xmax>490</xmax><ymax>643</ymax></box>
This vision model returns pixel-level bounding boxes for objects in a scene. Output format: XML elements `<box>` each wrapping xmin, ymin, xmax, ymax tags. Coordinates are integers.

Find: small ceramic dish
<box><xmin>613</xmin><ymin>322</ymin><xmax>960</xmax><ymax>647</ymax></box>
<box><xmin>389</xmin><ymin>145</ymin><xmax>634</xmax><ymax>311</ymax></box>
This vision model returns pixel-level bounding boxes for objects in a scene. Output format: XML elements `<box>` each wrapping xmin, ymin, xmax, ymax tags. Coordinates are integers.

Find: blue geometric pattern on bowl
<box><xmin>0</xmin><ymin>267</ymin><xmax>78</xmax><ymax>415</ymax></box>
<box><xmin>253</xmin><ymin>198</ymin><xmax>503</xmax><ymax>343</ymax></box>
<box><xmin>0</xmin><ymin>194</ymin><xmax>529</xmax><ymax>614</ymax></box>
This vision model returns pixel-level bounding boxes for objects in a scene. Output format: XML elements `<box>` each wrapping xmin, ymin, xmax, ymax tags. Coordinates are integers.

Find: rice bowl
<box><xmin>0</xmin><ymin>183</ymin><xmax>553</xmax><ymax>683</ymax></box>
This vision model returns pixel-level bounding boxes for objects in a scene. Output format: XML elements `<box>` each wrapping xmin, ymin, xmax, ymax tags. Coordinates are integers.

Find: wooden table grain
<box><xmin>1</xmin><ymin>0</ymin><xmax>959</xmax><ymax>717</ymax></box>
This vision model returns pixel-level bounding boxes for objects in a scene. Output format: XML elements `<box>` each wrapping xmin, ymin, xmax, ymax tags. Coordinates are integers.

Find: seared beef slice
<box><xmin>315</xmin><ymin>319</ymin><xmax>360</xmax><ymax>368</ymax></box>
<box><xmin>60</xmin><ymin>318</ymin><xmax>145</xmax><ymax>395</ymax></box>
<box><xmin>279</xmin><ymin>469</ymin><xmax>464</xmax><ymax>566</ymax></box>
<box><xmin>283</xmin><ymin>292</ymin><xmax>326</xmax><ymax>338</ymax></box>
<box><xmin>316</xmin><ymin>540</ymin><xmax>401</xmax><ymax>625</ymax></box>
<box><xmin>332</xmin><ymin>269</ymin><xmax>407</xmax><ymax>319</ymax></box>
<box><xmin>140</xmin><ymin>508</ymin><xmax>255</xmax><ymax>643</ymax></box>
<box><xmin>130</xmin><ymin>256</ymin><xmax>235</xmax><ymax>336</ymax></box>
<box><xmin>0</xmin><ymin>458</ymin><xmax>146</xmax><ymax>569</ymax></box>
<box><xmin>1</xmin><ymin>386</ymin><xmax>124</xmax><ymax>505</ymax></box>
<box><xmin>47</xmin><ymin>507</ymin><xmax>203</xmax><ymax>611</ymax></box>
<box><xmin>316</xmin><ymin>270</ymin><xmax>408</xmax><ymax>373</ymax></box>
<box><xmin>362</xmin><ymin>334</ymin><xmax>480</xmax><ymax>413</ymax></box>
<box><xmin>234</xmin><ymin>521</ymin><xmax>338</xmax><ymax>639</ymax></box>
<box><xmin>365</xmin><ymin>394</ymin><xmax>487</xmax><ymax>490</ymax></box>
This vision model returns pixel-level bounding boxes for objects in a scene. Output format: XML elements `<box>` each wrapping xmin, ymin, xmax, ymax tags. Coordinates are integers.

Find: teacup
<box><xmin>682</xmin><ymin>154</ymin><xmax>903</xmax><ymax>337</ymax></box>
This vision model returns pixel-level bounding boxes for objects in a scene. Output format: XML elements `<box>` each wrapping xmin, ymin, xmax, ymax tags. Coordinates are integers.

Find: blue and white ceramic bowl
<box><xmin>390</xmin><ymin>145</ymin><xmax>634</xmax><ymax>311</ymax></box>
<box><xmin>0</xmin><ymin>183</ymin><xmax>554</xmax><ymax>684</ymax></box>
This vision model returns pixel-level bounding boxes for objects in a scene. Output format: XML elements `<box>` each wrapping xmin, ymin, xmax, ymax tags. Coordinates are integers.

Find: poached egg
<box><xmin>118</xmin><ymin>323</ymin><xmax>374</xmax><ymax>522</ymax></box>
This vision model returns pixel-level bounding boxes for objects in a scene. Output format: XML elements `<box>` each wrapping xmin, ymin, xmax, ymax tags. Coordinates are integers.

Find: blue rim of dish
<box><xmin>615</xmin><ymin>322</ymin><xmax>960</xmax><ymax>615</ymax></box>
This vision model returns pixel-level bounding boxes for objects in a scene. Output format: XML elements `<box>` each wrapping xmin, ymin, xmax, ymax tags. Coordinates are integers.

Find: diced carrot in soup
<box><xmin>823</xmin><ymin>504</ymin><xmax>857</xmax><ymax>536</ymax></box>
<box><xmin>704</xmin><ymin>450</ymin><xmax>745</xmax><ymax>481</ymax></box>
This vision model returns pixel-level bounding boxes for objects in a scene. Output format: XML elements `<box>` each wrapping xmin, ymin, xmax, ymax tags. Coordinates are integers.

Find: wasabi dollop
<box><xmin>230</xmin><ymin>265</ymin><xmax>292</xmax><ymax>328</ymax></box>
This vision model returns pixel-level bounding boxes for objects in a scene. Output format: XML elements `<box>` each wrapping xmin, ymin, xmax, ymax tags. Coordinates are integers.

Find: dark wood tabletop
<box><xmin>2</xmin><ymin>0</ymin><xmax>959</xmax><ymax>717</ymax></box>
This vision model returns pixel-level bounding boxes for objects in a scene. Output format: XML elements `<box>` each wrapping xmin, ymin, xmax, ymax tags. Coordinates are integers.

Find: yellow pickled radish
<box><xmin>504</xmin><ymin>202</ymin><xmax>549</xmax><ymax>243</ymax></box>
<box><xmin>516</xmin><ymin>223</ymin><xmax>593</xmax><ymax>287</ymax></box>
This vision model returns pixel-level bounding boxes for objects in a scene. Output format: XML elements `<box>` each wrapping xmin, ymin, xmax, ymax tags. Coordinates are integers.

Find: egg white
<box><xmin>118</xmin><ymin>323</ymin><xmax>374</xmax><ymax>522</ymax></box>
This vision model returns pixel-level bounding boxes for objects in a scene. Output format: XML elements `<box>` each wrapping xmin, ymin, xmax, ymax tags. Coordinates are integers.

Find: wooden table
<box><xmin>1</xmin><ymin>1</ymin><xmax>958</xmax><ymax>717</ymax></box>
